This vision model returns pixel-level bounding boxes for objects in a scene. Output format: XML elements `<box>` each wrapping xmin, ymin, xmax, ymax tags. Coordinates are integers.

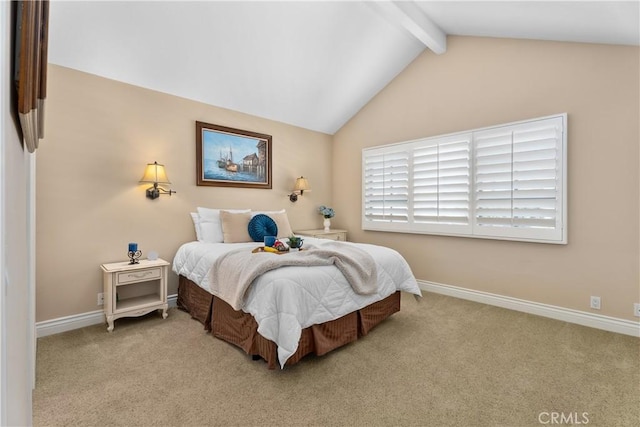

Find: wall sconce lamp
<box><xmin>288</xmin><ymin>176</ymin><xmax>310</xmax><ymax>202</ymax></box>
<box><xmin>139</xmin><ymin>161</ymin><xmax>176</xmax><ymax>199</ymax></box>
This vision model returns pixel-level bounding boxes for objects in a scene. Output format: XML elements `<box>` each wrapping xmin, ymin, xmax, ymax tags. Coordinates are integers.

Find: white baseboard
<box><xmin>38</xmin><ymin>288</ymin><xmax>640</xmax><ymax>339</ymax></box>
<box><xmin>36</xmin><ymin>294</ymin><xmax>178</xmax><ymax>338</ymax></box>
<box><xmin>418</xmin><ymin>280</ymin><xmax>640</xmax><ymax>338</ymax></box>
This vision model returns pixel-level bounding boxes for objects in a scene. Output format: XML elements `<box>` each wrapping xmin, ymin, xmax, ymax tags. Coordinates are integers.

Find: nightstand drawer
<box><xmin>294</xmin><ymin>229</ymin><xmax>348</xmax><ymax>242</ymax></box>
<box><xmin>322</xmin><ymin>233</ymin><xmax>344</xmax><ymax>241</ymax></box>
<box><xmin>116</xmin><ymin>267</ymin><xmax>161</xmax><ymax>285</ymax></box>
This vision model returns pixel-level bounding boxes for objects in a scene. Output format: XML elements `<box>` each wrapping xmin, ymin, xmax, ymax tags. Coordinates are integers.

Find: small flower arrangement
<box><xmin>318</xmin><ymin>205</ymin><xmax>335</xmax><ymax>219</ymax></box>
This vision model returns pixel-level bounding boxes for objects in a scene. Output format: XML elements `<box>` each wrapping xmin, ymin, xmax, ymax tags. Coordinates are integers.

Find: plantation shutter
<box><xmin>473</xmin><ymin>116</ymin><xmax>564</xmax><ymax>242</ymax></box>
<box><xmin>363</xmin><ymin>148</ymin><xmax>409</xmax><ymax>224</ymax></box>
<box><xmin>362</xmin><ymin>114</ymin><xmax>566</xmax><ymax>244</ymax></box>
<box><xmin>412</xmin><ymin>134</ymin><xmax>471</xmax><ymax>226</ymax></box>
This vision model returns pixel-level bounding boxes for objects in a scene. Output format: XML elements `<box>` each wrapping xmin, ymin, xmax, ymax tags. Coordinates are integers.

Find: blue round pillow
<box><xmin>248</xmin><ymin>214</ymin><xmax>279</xmax><ymax>242</ymax></box>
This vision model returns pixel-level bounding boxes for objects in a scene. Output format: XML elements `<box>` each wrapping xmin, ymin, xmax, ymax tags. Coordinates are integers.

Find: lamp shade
<box><xmin>140</xmin><ymin>161</ymin><xmax>171</xmax><ymax>184</ymax></box>
<box><xmin>293</xmin><ymin>176</ymin><xmax>310</xmax><ymax>192</ymax></box>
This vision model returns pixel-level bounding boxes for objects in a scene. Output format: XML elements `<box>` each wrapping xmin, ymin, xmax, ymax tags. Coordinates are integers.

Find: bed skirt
<box><xmin>177</xmin><ymin>275</ymin><xmax>401</xmax><ymax>369</ymax></box>
<box><xmin>177</xmin><ymin>275</ymin><xmax>214</xmax><ymax>331</ymax></box>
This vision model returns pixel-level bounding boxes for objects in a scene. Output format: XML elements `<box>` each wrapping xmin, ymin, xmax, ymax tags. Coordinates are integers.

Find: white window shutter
<box><xmin>473</xmin><ymin>116</ymin><xmax>565</xmax><ymax>242</ymax></box>
<box><xmin>363</xmin><ymin>148</ymin><xmax>409</xmax><ymax>225</ymax></box>
<box><xmin>412</xmin><ymin>134</ymin><xmax>471</xmax><ymax>226</ymax></box>
<box><xmin>362</xmin><ymin>114</ymin><xmax>566</xmax><ymax>244</ymax></box>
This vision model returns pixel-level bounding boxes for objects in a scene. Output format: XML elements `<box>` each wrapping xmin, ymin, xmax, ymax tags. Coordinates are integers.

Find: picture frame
<box><xmin>14</xmin><ymin>0</ymin><xmax>49</xmax><ymax>153</ymax></box>
<box><xmin>196</xmin><ymin>121</ymin><xmax>272</xmax><ymax>189</ymax></box>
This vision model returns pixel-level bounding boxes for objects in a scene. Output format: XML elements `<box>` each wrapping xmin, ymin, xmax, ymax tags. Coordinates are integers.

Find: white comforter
<box><xmin>172</xmin><ymin>237</ymin><xmax>421</xmax><ymax>368</ymax></box>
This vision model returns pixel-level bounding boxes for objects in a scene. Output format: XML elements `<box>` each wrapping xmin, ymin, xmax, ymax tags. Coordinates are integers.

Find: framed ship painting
<box><xmin>196</xmin><ymin>121</ymin><xmax>272</xmax><ymax>189</ymax></box>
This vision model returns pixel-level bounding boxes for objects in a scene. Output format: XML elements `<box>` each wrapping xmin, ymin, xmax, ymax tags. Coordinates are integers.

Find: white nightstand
<box><xmin>101</xmin><ymin>258</ymin><xmax>169</xmax><ymax>332</ymax></box>
<box><xmin>295</xmin><ymin>229</ymin><xmax>348</xmax><ymax>242</ymax></box>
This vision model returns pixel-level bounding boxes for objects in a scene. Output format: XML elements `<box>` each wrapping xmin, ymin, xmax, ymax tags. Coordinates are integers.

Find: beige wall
<box><xmin>38</xmin><ymin>37</ymin><xmax>640</xmax><ymax>324</ymax></box>
<box><xmin>37</xmin><ymin>65</ymin><xmax>333</xmax><ymax>322</ymax></box>
<box><xmin>333</xmin><ymin>36</ymin><xmax>640</xmax><ymax>320</ymax></box>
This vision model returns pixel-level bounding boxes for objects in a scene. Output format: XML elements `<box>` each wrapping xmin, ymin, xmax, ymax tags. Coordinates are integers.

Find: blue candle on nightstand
<box><xmin>128</xmin><ymin>243</ymin><xmax>138</xmax><ymax>252</ymax></box>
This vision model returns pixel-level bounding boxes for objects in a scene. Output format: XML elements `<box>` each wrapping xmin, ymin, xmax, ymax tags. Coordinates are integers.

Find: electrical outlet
<box><xmin>634</xmin><ymin>303</ymin><xmax>640</xmax><ymax>318</ymax></box>
<box><xmin>97</xmin><ymin>292</ymin><xmax>104</xmax><ymax>306</ymax></box>
<box><xmin>590</xmin><ymin>296</ymin><xmax>601</xmax><ymax>310</ymax></box>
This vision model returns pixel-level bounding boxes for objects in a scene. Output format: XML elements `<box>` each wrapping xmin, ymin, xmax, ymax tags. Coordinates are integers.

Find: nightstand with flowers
<box><xmin>295</xmin><ymin>205</ymin><xmax>346</xmax><ymax>241</ymax></box>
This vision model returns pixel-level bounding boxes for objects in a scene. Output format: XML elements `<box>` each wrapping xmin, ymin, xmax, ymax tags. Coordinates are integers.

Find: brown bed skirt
<box><xmin>177</xmin><ymin>275</ymin><xmax>401</xmax><ymax>369</ymax></box>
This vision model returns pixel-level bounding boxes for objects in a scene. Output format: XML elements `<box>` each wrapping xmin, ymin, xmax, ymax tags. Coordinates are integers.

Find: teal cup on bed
<box><xmin>288</xmin><ymin>236</ymin><xmax>303</xmax><ymax>249</ymax></box>
<box><xmin>264</xmin><ymin>236</ymin><xmax>277</xmax><ymax>247</ymax></box>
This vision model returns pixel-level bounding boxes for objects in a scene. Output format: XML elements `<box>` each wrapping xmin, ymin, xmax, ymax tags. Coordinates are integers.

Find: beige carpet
<box><xmin>33</xmin><ymin>293</ymin><xmax>639</xmax><ymax>427</ymax></box>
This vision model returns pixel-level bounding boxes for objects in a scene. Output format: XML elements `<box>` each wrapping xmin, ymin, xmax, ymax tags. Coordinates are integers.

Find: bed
<box><xmin>173</xmin><ymin>235</ymin><xmax>422</xmax><ymax>369</ymax></box>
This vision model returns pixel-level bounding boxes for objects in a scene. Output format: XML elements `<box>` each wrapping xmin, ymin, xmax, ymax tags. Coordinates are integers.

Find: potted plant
<box><xmin>288</xmin><ymin>235</ymin><xmax>304</xmax><ymax>250</ymax></box>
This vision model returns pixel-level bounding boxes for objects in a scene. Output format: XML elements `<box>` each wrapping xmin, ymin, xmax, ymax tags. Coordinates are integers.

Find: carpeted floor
<box><xmin>33</xmin><ymin>292</ymin><xmax>640</xmax><ymax>427</ymax></box>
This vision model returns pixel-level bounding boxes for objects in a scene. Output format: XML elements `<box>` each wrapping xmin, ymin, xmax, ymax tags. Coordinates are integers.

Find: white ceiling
<box><xmin>48</xmin><ymin>1</ymin><xmax>640</xmax><ymax>135</ymax></box>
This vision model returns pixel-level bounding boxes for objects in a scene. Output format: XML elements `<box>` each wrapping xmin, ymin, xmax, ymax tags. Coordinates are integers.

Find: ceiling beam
<box><xmin>368</xmin><ymin>1</ymin><xmax>447</xmax><ymax>54</ymax></box>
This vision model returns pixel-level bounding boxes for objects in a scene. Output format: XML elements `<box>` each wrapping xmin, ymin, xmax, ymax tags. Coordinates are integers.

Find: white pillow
<box><xmin>190</xmin><ymin>212</ymin><xmax>202</xmax><ymax>241</ymax></box>
<box><xmin>197</xmin><ymin>207</ymin><xmax>250</xmax><ymax>219</ymax></box>
<box><xmin>198</xmin><ymin>217</ymin><xmax>222</xmax><ymax>243</ymax></box>
<box><xmin>196</xmin><ymin>208</ymin><xmax>250</xmax><ymax>243</ymax></box>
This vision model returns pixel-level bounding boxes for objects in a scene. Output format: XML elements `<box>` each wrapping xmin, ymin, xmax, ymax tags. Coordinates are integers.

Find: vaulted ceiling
<box><xmin>48</xmin><ymin>1</ymin><xmax>639</xmax><ymax>135</ymax></box>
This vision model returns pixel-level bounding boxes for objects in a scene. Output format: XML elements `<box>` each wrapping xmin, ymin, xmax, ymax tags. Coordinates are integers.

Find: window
<box><xmin>362</xmin><ymin>114</ymin><xmax>567</xmax><ymax>244</ymax></box>
<box><xmin>363</xmin><ymin>149</ymin><xmax>409</xmax><ymax>224</ymax></box>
